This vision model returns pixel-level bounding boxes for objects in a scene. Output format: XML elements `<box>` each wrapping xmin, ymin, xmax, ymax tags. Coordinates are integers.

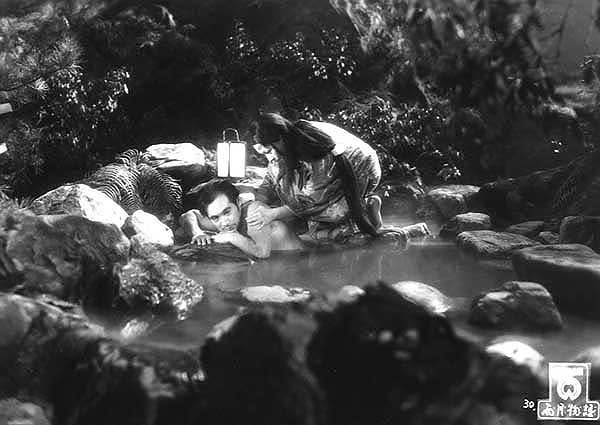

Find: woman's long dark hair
<box><xmin>255</xmin><ymin>112</ymin><xmax>378</xmax><ymax>237</ymax></box>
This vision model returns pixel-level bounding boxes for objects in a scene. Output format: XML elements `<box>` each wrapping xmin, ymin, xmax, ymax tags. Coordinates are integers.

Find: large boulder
<box><xmin>1</xmin><ymin>211</ymin><xmax>129</xmax><ymax>304</ymax></box>
<box><xmin>512</xmin><ymin>244</ymin><xmax>600</xmax><ymax>319</ymax></box>
<box><xmin>439</xmin><ymin>212</ymin><xmax>492</xmax><ymax>239</ymax></box>
<box><xmin>306</xmin><ymin>283</ymin><xmax>543</xmax><ymax>425</ymax></box>
<box><xmin>469</xmin><ymin>281</ymin><xmax>563</xmax><ymax>330</ymax></box>
<box><xmin>145</xmin><ymin>143</ymin><xmax>212</xmax><ymax>192</ymax></box>
<box><xmin>113</xmin><ymin>242</ymin><xmax>204</xmax><ymax>320</ymax></box>
<box><xmin>0</xmin><ymin>294</ymin><xmax>201</xmax><ymax>425</ymax></box>
<box><xmin>122</xmin><ymin>210</ymin><xmax>174</xmax><ymax>247</ymax></box>
<box><xmin>559</xmin><ymin>216</ymin><xmax>600</xmax><ymax>252</ymax></box>
<box><xmin>201</xmin><ymin>309</ymin><xmax>327</xmax><ymax>425</ymax></box>
<box><xmin>30</xmin><ymin>184</ymin><xmax>128</xmax><ymax>228</ymax></box>
<box><xmin>419</xmin><ymin>185</ymin><xmax>481</xmax><ymax>221</ymax></box>
<box><xmin>457</xmin><ymin>230</ymin><xmax>538</xmax><ymax>259</ymax></box>
<box><xmin>477</xmin><ymin>164</ymin><xmax>571</xmax><ymax>222</ymax></box>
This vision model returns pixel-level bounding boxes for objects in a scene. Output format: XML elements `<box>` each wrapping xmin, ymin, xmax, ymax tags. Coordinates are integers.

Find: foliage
<box><xmin>331</xmin><ymin>0</ymin><xmax>554</xmax><ymax>112</ymax></box>
<box><xmin>300</xmin><ymin>96</ymin><xmax>462</xmax><ymax>183</ymax></box>
<box><xmin>0</xmin><ymin>7</ymin><xmax>82</xmax><ymax>107</ymax></box>
<box><xmin>82</xmin><ymin>149</ymin><xmax>183</xmax><ymax>217</ymax></box>
<box><xmin>0</xmin><ymin>0</ymin><xmax>567</xmax><ymax>196</ymax></box>
<box><xmin>0</xmin><ymin>5</ymin><xmax>134</xmax><ymax>194</ymax></box>
<box><xmin>221</xmin><ymin>21</ymin><xmax>359</xmax><ymax>114</ymax></box>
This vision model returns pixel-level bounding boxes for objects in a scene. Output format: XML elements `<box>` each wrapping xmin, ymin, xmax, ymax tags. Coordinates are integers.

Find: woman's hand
<box><xmin>246</xmin><ymin>205</ymin><xmax>276</xmax><ymax>230</ymax></box>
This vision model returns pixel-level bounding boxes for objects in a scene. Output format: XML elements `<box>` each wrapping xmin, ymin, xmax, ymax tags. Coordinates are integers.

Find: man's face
<box><xmin>205</xmin><ymin>193</ymin><xmax>241</xmax><ymax>232</ymax></box>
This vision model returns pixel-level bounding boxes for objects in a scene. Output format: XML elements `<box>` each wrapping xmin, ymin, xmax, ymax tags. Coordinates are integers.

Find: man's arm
<box><xmin>214</xmin><ymin>230</ymin><xmax>271</xmax><ymax>259</ymax></box>
<box><xmin>179</xmin><ymin>210</ymin><xmax>218</xmax><ymax>245</ymax></box>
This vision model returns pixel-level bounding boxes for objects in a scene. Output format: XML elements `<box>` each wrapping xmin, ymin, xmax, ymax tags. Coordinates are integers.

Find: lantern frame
<box><xmin>217</xmin><ymin>128</ymin><xmax>246</xmax><ymax>178</ymax></box>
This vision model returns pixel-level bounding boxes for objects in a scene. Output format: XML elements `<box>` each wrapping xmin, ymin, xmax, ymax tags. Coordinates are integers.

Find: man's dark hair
<box><xmin>194</xmin><ymin>178</ymin><xmax>240</xmax><ymax>216</ymax></box>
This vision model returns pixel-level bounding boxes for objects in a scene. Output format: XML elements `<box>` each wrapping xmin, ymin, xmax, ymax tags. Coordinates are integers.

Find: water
<box><xmin>138</xmin><ymin>213</ymin><xmax>600</xmax><ymax>362</ymax></box>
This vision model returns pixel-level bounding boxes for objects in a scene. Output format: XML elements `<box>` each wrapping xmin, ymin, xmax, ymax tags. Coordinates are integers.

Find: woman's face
<box><xmin>253</xmin><ymin>132</ymin><xmax>286</xmax><ymax>156</ymax></box>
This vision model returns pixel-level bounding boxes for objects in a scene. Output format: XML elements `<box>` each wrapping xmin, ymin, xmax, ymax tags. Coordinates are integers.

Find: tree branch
<box><xmin>0</xmin><ymin>64</ymin><xmax>76</xmax><ymax>93</ymax></box>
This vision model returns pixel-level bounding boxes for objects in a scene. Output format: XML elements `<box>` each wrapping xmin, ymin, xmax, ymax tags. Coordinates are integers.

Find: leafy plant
<box><xmin>300</xmin><ymin>96</ymin><xmax>461</xmax><ymax>183</ymax></box>
<box><xmin>330</xmin><ymin>0</ymin><xmax>554</xmax><ymax>112</ymax></box>
<box><xmin>82</xmin><ymin>149</ymin><xmax>183</xmax><ymax>217</ymax></box>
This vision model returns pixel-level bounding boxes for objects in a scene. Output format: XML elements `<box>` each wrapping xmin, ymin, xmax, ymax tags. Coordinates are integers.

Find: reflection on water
<box><xmin>143</xmin><ymin>214</ymin><xmax>600</xmax><ymax>362</ymax></box>
<box><xmin>181</xmin><ymin>240</ymin><xmax>512</xmax><ymax>296</ymax></box>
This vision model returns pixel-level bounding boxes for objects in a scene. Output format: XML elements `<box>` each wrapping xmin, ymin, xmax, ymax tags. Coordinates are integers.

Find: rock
<box><xmin>513</xmin><ymin>244</ymin><xmax>600</xmax><ymax>319</ymax></box>
<box><xmin>505</xmin><ymin>221</ymin><xmax>545</xmax><ymax>238</ymax></box>
<box><xmin>239</xmin><ymin>285</ymin><xmax>312</xmax><ymax>304</ymax></box>
<box><xmin>306</xmin><ymin>282</ymin><xmax>543</xmax><ymax>425</ymax></box>
<box><xmin>0</xmin><ymin>398</ymin><xmax>51</xmax><ymax>425</ymax></box>
<box><xmin>332</xmin><ymin>285</ymin><xmax>365</xmax><ymax>304</ymax></box>
<box><xmin>397</xmin><ymin>222</ymin><xmax>431</xmax><ymax>241</ymax></box>
<box><xmin>559</xmin><ymin>215</ymin><xmax>600</xmax><ymax>252</ymax></box>
<box><xmin>421</xmin><ymin>184</ymin><xmax>481</xmax><ymax>220</ymax></box>
<box><xmin>469</xmin><ymin>281</ymin><xmax>563</xmax><ymax>330</ymax></box>
<box><xmin>477</xmin><ymin>164</ymin><xmax>571</xmax><ymax>222</ymax></box>
<box><xmin>486</xmin><ymin>341</ymin><xmax>546</xmax><ymax>383</ymax></box>
<box><xmin>537</xmin><ymin>231</ymin><xmax>559</xmax><ymax>244</ymax></box>
<box><xmin>457</xmin><ymin>230</ymin><xmax>538</xmax><ymax>259</ymax></box>
<box><xmin>0</xmin><ymin>293</ymin><xmax>201</xmax><ymax>425</ymax></box>
<box><xmin>146</xmin><ymin>142</ymin><xmax>206</xmax><ymax>168</ymax></box>
<box><xmin>573</xmin><ymin>347</ymin><xmax>600</xmax><ymax>399</ymax></box>
<box><xmin>168</xmin><ymin>243</ymin><xmax>251</xmax><ymax>264</ymax></box>
<box><xmin>120</xmin><ymin>317</ymin><xmax>152</xmax><ymax>340</ymax></box>
<box><xmin>392</xmin><ymin>281</ymin><xmax>453</xmax><ymax>315</ymax></box>
<box><xmin>327</xmin><ymin>225</ymin><xmax>408</xmax><ymax>249</ymax></box>
<box><xmin>439</xmin><ymin>212</ymin><xmax>492</xmax><ymax>238</ymax></box>
<box><xmin>113</xmin><ymin>243</ymin><xmax>204</xmax><ymax>320</ymax></box>
<box><xmin>201</xmin><ymin>310</ymin><xmax>326</xmax><ymax>425</ymax></box>
<box><xmin>245</xmin><ymin>165</ymin><xmax>268</xmax><ymax>181</ymax></box>
<box><xmin>122</xmin><ymin>210</ymin><xmax>174</xmax><ymax>247</ymax></box>
<box><xmin>1</xmin><ymin>211</ymin><xmax>129</xmax><ymax>304</ymax></box>
<box><xmin>145</xmin><ymin>143</ymin><xmax>212</xmax><ymax>192</ymax></box>
<box><xmin>380</xmin><ymin>175</ymin><xmax>426</xmax><ymax>217</ymax></box>
<box><xmin>30</xmin><ymin>184</ymin><xmax>128</xmax><ymax>228</ymax></box>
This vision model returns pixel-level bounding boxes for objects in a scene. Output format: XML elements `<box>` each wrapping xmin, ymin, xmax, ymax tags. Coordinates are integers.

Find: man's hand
<box><xmin>246</xmin><ymin>205</ymin><xmax>275</xmax><ymax>230</ymax></box>
<box><xmin>191</xmin><ymin>233</ymin><xmax>213</xmax><ymax>246</ymax></box>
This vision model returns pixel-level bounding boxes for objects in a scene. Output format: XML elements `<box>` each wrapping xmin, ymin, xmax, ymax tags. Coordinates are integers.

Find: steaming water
<box><xmin>138</xmin><ymin>212</ymin><xmax>600</xmax><ymax>362</ymax></box>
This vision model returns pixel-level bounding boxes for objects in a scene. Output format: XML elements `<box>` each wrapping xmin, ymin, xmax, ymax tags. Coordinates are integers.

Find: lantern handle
<box><xmin>222</xmin><ymin>128</ymin><xmax>241</xmax><ymax>143</ymax></box>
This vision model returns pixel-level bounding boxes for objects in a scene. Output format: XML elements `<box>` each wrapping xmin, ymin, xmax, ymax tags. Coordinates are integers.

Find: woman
<box><xmin>247</xmin><ymin>112</ymin><xmax>382</xmax><ymax>240</ymax></box>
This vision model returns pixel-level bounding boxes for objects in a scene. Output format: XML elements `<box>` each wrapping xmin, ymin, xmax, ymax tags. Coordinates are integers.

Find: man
<box><xmin>179</xmin><ymin>179</ymin><xmax>304</xmax><ymax>259</ymax></box>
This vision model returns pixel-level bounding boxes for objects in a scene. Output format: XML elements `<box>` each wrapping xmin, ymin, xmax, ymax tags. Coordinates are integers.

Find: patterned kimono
<box><xmin>256</xmin><ymin>120</ymin><xmax>381</xmax><ymax>238</ymax></box>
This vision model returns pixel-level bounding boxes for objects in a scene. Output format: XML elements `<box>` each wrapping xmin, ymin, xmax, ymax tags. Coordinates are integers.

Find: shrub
<box><xmin>316</xmin><ymin>97</ymin><xmax>462</xmax><ymax>183</ymax></box>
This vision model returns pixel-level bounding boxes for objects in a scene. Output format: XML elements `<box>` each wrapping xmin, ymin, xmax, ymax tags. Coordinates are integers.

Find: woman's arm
<box><xmin>245</xmin><ymin>204</ymin><xmax>295</xmax><ymax>229</ymax></box>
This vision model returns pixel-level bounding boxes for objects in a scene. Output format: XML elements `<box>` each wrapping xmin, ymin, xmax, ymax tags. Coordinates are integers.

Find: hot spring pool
<box><xmin>129</xmin><ymin>214</ymin><xmax>600</xmax><ymax>363</ymax></box>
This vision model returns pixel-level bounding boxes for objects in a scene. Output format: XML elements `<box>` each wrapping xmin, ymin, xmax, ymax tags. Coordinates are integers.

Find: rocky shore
<box><xmin>2</xmin><ymin>143</ymin><xmax>600</xmax><ymax>424</ymax></box>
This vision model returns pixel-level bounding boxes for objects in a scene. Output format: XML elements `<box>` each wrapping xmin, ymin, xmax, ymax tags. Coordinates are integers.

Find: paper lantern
<box><xmin>217</xmin><ymin>128</ymin><xmax>246</xmax><ymax>178</ymax></box>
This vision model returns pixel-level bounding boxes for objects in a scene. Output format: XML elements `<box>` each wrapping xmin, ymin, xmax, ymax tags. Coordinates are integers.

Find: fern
<box><xmin>82</xmin><ymin>149</ymin><xmax>182</xmax><ymax>216</ymax></box>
